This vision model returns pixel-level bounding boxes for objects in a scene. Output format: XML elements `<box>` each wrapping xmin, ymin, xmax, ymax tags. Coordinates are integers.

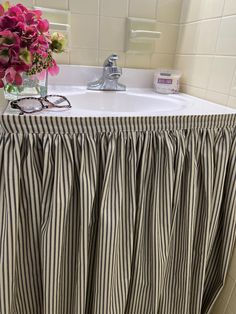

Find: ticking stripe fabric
<box><xmin>0</xmin><ymin>114</ymin><xmax>236</xmax><ymax>314</ymax></box>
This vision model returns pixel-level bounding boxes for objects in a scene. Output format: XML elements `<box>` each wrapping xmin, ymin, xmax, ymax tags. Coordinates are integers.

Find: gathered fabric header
<box><xmin>0</xmin><ymin>114</ymin><xmax>236</xmax><ymax>135</ymax></box>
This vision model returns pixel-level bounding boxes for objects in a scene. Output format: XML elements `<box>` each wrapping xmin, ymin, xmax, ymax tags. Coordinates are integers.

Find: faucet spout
<box><xmin>87</xmin><ymin>54</ymin><xmax>126</xmax><ymax>91</ymax></box>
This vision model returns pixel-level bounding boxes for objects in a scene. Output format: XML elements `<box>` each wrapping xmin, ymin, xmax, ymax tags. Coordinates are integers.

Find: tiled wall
<box><xmin>175</xmin><ymin>1</ymin><xmax>236</xmax><ymax>310</ymax></box>
<box><xmin>12</xmin><ymin>0</ymin><xmax>182</xmax><ymax>69</ymax></box>
<box><xmin>174</xmin><ymin>0</ymin><xmax>236</xmax><ymax>109</ymax></box>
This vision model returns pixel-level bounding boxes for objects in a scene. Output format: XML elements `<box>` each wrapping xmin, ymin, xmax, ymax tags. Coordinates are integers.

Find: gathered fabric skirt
<box><xmin>0</xmin><ymin>114</ymin><xmax>236</xmax><ymax>314</ymax></box>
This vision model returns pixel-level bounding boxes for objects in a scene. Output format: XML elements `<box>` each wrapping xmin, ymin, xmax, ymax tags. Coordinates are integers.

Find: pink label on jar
<box><xmin>158</xmin><ymin>78</ymin><xmax>173</xmax><ymax>84</ymax></box>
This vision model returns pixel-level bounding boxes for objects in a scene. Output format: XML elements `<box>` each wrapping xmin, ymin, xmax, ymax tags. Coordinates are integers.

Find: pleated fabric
<box><xmin>0</xmin><ymin>114</ymin><xmax>236</xmax><ymax>314</ymax></box>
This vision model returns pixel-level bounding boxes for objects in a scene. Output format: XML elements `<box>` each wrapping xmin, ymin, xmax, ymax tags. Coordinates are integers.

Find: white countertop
<box><xmin>2</xmin><ymin>86</ymin><xmax>236</xmax><ymax>118</ymax></box>
<box><xmin>1</xmin><ymin>65</ymin><xmax>236</xmax><ymax>118</ymax></box>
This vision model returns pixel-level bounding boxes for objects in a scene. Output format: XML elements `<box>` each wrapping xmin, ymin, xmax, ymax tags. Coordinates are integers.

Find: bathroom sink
<box><xmin>66</xmin><ymin>89</ymin><xmax>184</xmax><ymax>114</ymax></box>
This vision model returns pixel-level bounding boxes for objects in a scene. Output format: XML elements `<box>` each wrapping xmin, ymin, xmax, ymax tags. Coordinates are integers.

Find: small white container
<box><xmin>153</xmin><ymin>69</ymin><xmax>181</xmax><ymax>94</ymax></box>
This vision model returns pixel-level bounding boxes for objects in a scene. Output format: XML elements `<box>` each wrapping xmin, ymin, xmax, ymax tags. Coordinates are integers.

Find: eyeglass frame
<box><xmin>10</xmin><ymin>94</ymin><xmax>72</xmax><ymax>115</ymax></box>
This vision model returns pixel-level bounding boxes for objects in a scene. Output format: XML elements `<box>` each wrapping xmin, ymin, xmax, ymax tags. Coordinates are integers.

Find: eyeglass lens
<box><xmin>13</xmin><ymin>98</ymin><xmax>44</xmax><ymax>113</ymax></box>
<box><xmin>11</xmin><ymin>95</ymin><xmax>71</xmax><ymax>113</ymax></box>
<box><xmin>45</xmin><ymin>96</ymin><xmax>71</xmax><ymax>107</ymax></box>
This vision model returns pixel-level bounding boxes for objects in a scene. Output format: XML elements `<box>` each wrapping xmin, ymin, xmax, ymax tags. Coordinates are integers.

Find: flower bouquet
<box><xmin>0</xmin><ymin>1</ymin><xmax>66</xmax><ymax>99</ymax></box>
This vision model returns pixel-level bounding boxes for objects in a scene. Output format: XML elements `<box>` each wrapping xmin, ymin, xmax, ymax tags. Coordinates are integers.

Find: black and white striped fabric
<box><xmin>0</xmin><ymin>114</ymin><xmax>236</xmax><ymax>314</ymax></box>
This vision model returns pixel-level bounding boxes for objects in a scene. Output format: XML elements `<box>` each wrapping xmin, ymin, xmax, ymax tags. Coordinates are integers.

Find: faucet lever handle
<box><xmin>104</xmin><ymin>54</ymin><xmax>118</xmax><ymax>67</ymax></box>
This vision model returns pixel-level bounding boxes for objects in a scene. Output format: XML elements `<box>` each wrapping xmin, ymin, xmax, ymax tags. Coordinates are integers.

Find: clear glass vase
<box><xmin>4</xmin><ymin>71</ymin><xmax>48</xmax><ymax>101</ymax></box>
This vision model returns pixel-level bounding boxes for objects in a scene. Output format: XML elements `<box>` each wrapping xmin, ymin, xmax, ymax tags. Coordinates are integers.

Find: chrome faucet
<box><xmin>87</xmin><ymin>54</ymin><xmax>126</xmax><ymax>91</ymax></box>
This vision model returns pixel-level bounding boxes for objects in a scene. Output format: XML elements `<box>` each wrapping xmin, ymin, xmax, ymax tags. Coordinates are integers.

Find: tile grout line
<box><xmin>173</xmin><ymin>0</ymin><xmax>186</xmax><ymax>68</ymax></box>
<box><xmin>97</xmin><ymin>0</ymin><xmax>102</xmax><ymax>64</ymax></box>
<box><xmin>227</xmin><ymin>62</ymin><xmax>236</xmax><ymax>107</ymax></box>
<box><xmin>204</xmin><ymin>0</ymin><xmax>228</xmax><ymax>104</ymax></box>
<box><xmin>179</xmin><ymin>13</ymin><xmax>236</xmax><ymax>26</ymax></box>
<box><xmin>175</xmin><ymin>53</ymin><xmax>236</xmax><ymax>58</ymax></box>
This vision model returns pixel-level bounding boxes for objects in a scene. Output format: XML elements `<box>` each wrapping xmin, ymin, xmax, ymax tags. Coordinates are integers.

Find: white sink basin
<box><xmin>66</xmin><ymin>90</ymin><xmax>184</xmax><ymax>114</ymax></box>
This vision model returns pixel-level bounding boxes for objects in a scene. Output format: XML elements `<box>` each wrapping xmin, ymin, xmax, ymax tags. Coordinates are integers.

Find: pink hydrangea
<box><xmin>0</xmin><ymin>1</ymin><xmax>63</xmax><ymax>87</ymax></box>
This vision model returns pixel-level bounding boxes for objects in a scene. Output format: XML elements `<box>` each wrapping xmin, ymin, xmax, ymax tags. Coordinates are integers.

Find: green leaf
<box><xmin>2</xmin><ymin>1</ymin><xmax>10</xmax><ymax>11</ymax></box>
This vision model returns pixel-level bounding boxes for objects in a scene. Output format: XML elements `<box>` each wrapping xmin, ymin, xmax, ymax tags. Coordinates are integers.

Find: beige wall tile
<box><xmin>216</xmin><ymin>16</ymin><xmax>236</xmax><ymax>55</ymax></box>
<box><xmin>125</xmin><ymin>53</ymin><xmax>151</xmax><ymax>69</ymax></box>
<box><xmin>230</xmin><ymin>70</ymin><xmax>236</xmax><ymax>97</ymax></box>
<box><xmin>100</xmin><ymin>0</ymin><xmax>128</xmax><ymax>18</ymax></box>
<box><xmin>228</xmin><ymin>96</ymin><xmax>236</xmax><ymax>108</ymax></box>
<box><xmin>190</xmin><ymin>56</ymin><xmax>213</xmax><ymax>88</ymax></box>
<box><xmin>201</xmin><ymin>0</ymin><xmax>224</xmax><ymax>19</ymax></box>
<box><xmin>70</xmin><ymin>49</ymin><xmax>98</xmax><ymax>65</ymax></box>
<box><xmin>180</xmin><ymin>0</ymin><xmax>203</xmax><ymax>23</ymax></box>
<box><xmin>54</xmin><ymin>52</ymin><xmax>70</xmax><ymax>65</ymax></box>
<box><xmin>223</xmin><ymin>0</ymin><xmax>236</xmax><ymax>16</ymax></box>
<box><xmin>12</xmin><ymin>0</ymin><xmax>34</xmax><ymax>7</ymax></box>
<box><xmin>180</xmin><ymin>0</ymin><xmax>224</xmax><ymax>22</ymax></box>
<box><xmin>205</xmin><ymin>90</ymin><xmax>229</xmax><ymax>106</ymax></box>
<box><xmin>150</xmin><ymin>54</ymin><xmax>174</xmax><ymax>69</ymax></box>
<box><xmin>176</xmin><ymin>23</ymin><xmax>198</xmax><ymax>54</ymax></box>
<box><xmin>175</xmin><ymin>55</ymin><xmax>194</xmax><ymax>85</ymax></box>
<box><xmin>156</xmin><ymin>0</ymin><xmax>182</xmax><ymax>23</ymax></box>
<box><xmin>99</xmin><ymin>17</ymin><xmax>126</xmax><ymax>51</ymax></box>
<box><xmin>177</xmin><ymin>20</ymin><xmax>220</xmax><ymax>55</ymax></box>
<box><xmin>129</xmin><ymin>0</ymin><xmax>157</xmax><ymax>19</ymax></box>
<box><xmin>208</xmin><ymin>57</ymin><xmax>236</xmax><ymax>94</ymax></box>
<box><xmin>181</xmin><ymin>84</ymin><xmax>206</xmax><ymax>99</ymax></box>
<box><xmin>155</xmin><ymin>24</ymin><xmax>179</xmax><ymax>54</ymax></box>
<box><xmin>71</xmin><ymin>14</ymin><xmax>99</xmax><ymax>49</ymax></box>
<box><xmin>35</xmin><ymin>0</ymin><xmax>68</xmax><ymax>10</ymax></box>
<box><xmin>195</xmin><ymin>19</ymin><xmax>220</xmax><ymax>54</ymax></box>
<box><xmin>179</xmin><ymin>55</ymin><xmax>212</xmax><ymax>89</ymax></box>
<box><xmin>69</xmin><ymin>0</ymin><xmax>99</xmax><ymax>15</ymax></box>
<box><xmin>41</xmin><ymin>11</ymin><xmax>69</xmax><ymax>24</ymax></box>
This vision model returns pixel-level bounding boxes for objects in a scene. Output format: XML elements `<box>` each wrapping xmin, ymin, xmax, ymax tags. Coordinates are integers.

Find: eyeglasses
<box><xmin>10</xmin><ymin>95</ymin><xmax>72</xmax><ymax>115</ymax></box>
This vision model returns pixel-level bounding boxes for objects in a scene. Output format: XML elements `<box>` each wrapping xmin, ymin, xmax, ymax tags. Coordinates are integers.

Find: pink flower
<box><xmin>0</xmin><ymin>66</ymin><xmax>5</xmax><ymax>86</ymax></box>
<box><xmin>5</xmin><ymin>67</ymin><xmax>15</xmax><ymax>83</ymax></box>
<box><xmin>0</xmin><ymin>30</ymin><xmax>20</xmax><ymax>46</ymax></box>
<box><xmin>0</xmin><ymin>66</ymin><xmax>5</xmax><ymax>78</ymax></box>
<box><xmin>14</xmin><ymin>63</ymin><xmax>30</xmax><ymax>72</ymax></box>
<box><xmin>0</xmin><ymin>15</ymin><xmax>18</xmax><ymax>30</ymax></box>
<box><xmin>14</xmin><ymin>72</ymin><xmax>22</xmax><ymax>85</ymax></box>
<box><xmin>37</xmin><ymin>19</ymin><xmax>49</xmax><ymax>33</ymax></box>
<box><xmin>0</xmin><ymin>30</ymin><xmax>21</xmax><ymax>66</ymax></box>
<box><xmin>48</xmin><ymin>60</ymin><xmax>59</xmax><ymax>76</ymax></box>
<box><xmin>8</xmin><ymin>5</ymin><xmax>23</xmax><ymax>16</ymax></box>
<box><xmin>0</xmin><ymin>5</ymin><xmax>4</xmax><ymax>17</ymax></box>
<box><xmin>31</xmin><ymin>9</ymin><xmax>42</xmax><ymax>19</ymax></box>
<box><xmin>25</xmin><ymin>12</ymin><xmax>37</xmax><ymax>26</ymax></box>
<box><xmin>14</xmin><ymin>4</ymin><xmax>28</xmax><ymax>15</ymax></box>
<box><xmin>22</xmin><ymin>25</ymin><xmax>38</xmax><ymax>41</ymax></box>
<box><xmin>5</xmin><ymin>67</ymin><xmax>22</xmax><ymax>85</ymax></box>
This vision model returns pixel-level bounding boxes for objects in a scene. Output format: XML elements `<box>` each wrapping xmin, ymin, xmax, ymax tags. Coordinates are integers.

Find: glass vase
<box><xmin>4</xmin><ymin>71</ymin><xmax>48</xmax><ymax>101</ymax></box>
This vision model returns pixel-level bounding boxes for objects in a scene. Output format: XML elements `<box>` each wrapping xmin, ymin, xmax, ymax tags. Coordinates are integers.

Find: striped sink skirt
<box><xmin>0</xmin><ymin>114</ymin><xmax>236</xmax><ymax>314</ymax></box>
